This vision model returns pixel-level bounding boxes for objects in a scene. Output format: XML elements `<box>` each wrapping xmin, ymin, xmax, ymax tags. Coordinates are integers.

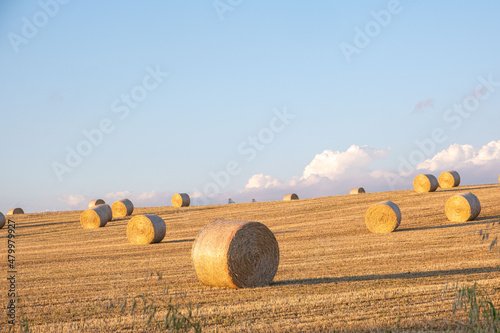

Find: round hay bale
<box><xmin>438</xmin><ymin>170</ymin><xmax>460</xmax><ymax>188</ymax></box>
<box><xmin>7</xmin><ymin>208</ymin><xmax>24</xmax><ymax>215</ymax></box>
<box><xmin>171</xmin><ymin>193</ymin><xmax>190</xmax><ymax>208</ymax></box>
<box><xmin>111</xmin><ymin>198</ymin><xmax>134</xmax><ymax>218</ymax></box>
<box><xmin>365</xmin><ymin>201</ymin><xmax>401</xmax><ymax>233</ymax></box>
<box><xmin>88</xmin><ymin>199</ymin><xmax>105</xmax><ymax>209</ymax></box>
<box><xmin>283</xmin><ymin>193</ymin><xmax>299</xmax><ymax>201</ymax></box>
<box><xmin>192</xmin><ymin>219</ymin><xmax>280</xmax><ymax>289</ymax></box>
<box><xmin>0</xmin><ymin>212</ymin><xmax>5</xmax><ymax>229</ymax></box>
<box><xmin>126</xmin><ymin>215</ymin><xmax>166</xmax><ymax>245</ymax></box>
<box><xmin>413</xmin><ymin>174</ymin><xmax>439</xmax><ymax>193</ymax></box>
<box><xmin>445</xmin><ymin>192</ymin><xmax>481</xmax><ymax>222</ymax></box>
<box><xmin>80</xmin><ymin>204</ymin><xmax>112</xmax><ymax>229</ymax></box>
<box><xmin>350</xmin><ymin>187</ymin><xmax>366</xmax><ymax>194</ymax></box>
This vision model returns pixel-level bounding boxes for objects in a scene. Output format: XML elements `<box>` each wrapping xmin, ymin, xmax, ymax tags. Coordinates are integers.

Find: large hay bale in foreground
<box><xmin>88</xmin><ymin>199</ymin><xmax>105</xmax><ymax>209</ymax></box>
<box><xmin>350</xmin><ymin>187</ymin><xmax>366</xmax><ymax>194</ymax></box>
<box><xmin>0</xmin><ymin>212</ymin><xmax>5</xmax><ymax>229</ymax></box>
<box><xmin>445</xmin><ymin>192</ymin><xmax>481</xmax><ymax>222</ymax></box>
<box><xmin>7</xmin><ymin>208</ymin><xmax>24</xmax><ymax>215</ymax></box>
<box><xmin>413</xmin><ymin>174</ymin><xmax>439</xmax><ymax>193</ymax></box>
<box><xmin>80</xmin><ymin>204</ymin><xmax>112</xmax><ymax>229</ymax></box>
<box><xmin>192</xmin><ymin>219</ymin><xmax>280</xmax><ymax>289</ymax></box>
<box><xmin>438</xmin><ymin>170</ymin><xmax>460</xmax><ymax>188</ymax></box>
<box><xmin>126</xmin><ymin>215</ymin><xmax>166</xmax><ymax>245</ymax></box>
<box><xmin>111</xmin><ymin>198</ymin><xmax>134</xmax><ymax>218</ymax></box>
<box><xmin>171</xmin><ymin>193</ymin><xmax>190</xmax><ymax>208</ymax></box>
<box><xmin>283</xmin><ymin>193</ymin><xmax>299</xmax><ymax>201</ymax></box>
<box><xmin>365</xmin><ymin>201</ymin><xmax>401</xmax><ymax>233</ymax></box>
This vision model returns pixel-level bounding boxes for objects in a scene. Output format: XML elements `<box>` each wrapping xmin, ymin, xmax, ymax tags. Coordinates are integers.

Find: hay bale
<box><xmin>7</xmin><ymin>208</ymin><xmax>24</xmax><ymax>215</ymax></box>
<box><xmin>88</xmin><ymin>199</ymin><xmax>105</xmax><ymax>209</ymax></box>
<box><xmin>0</xmin><ymin>212</ymin><xmax>5</xmax><ymax>229</ymax></box>
<box><xmin>80</xmin><ymin>204</ymin><xmax>112</xmax><ymax>229</ymax></box>
<box><xmin>192</xmin><ymin>219</ymin><xmax>280</xmax><ymax>289</ymax></box>
<box><xmin>126</xmin><ymin>215</ymin><xmax>166</xmax><ymax>245</ymax></box>
<box><xmin>111</xmin><ymin>198</ymin><xmax>134</xmax><ymax>218</ymax></box>
<box><xmin>283</xmin><ymin>193</ymin><xmax>299</xmax><ymax>201</ymax></box>
<box><xmin>350</xmin><ymin>187</ymin><xmax>366</xmax><ymax>194</ymax></box>
<box><xmin>171</xmin><ymin>193</ymin><xmax>190</xmax><ymax>208</ymax></box>
<box><xmin>365</xmin><ymin>201</ymin><xmax>401</xmax><ymax>233</ymax></box>
<box><xmin>445</xmin><ymin>192</ymin><xmax>481</xmax><ymax>222</ymax></box>
<box><xmin>413</xmin><ymin>174</ymin><xmax>439</xmax><ymax>193</ymax></box>
<box><xmin>438</xmin><ymin>170</ymin><xmax>460</xmax><ymax>188</ymax></box>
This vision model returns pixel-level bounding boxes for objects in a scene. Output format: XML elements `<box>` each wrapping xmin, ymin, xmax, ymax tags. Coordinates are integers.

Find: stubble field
<box><xmin>1</xmin><ymin>184</ymin><xmax>500</xmax><ymax>332</ymax></box>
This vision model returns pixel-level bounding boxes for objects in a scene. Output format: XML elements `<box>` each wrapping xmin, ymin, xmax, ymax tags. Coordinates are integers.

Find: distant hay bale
<box><xmin>192</xmin><ymin>219</ymin><xmax>280</xmax><ymax>289</ymax></box>
<box><xmin>350</xmin><ymin>187</ymin><xmax>366</xmax><ymax>194</ymax></box>
<box><xmin>445</xmin><ymin>192</ymin><xmax>481</xmax><ymax>222</ymax></box>
<box><xmin>80</xmin><ymin>204</ymin><xmax>112</xmax><ymax>229</ymax></box>
<box><xmin>365</xmin><ymin>201</ymin><xmax>401</xmax><ymax>233</ymax></box>
<box><xmin>413</xmin><ymin>174</ymin><xmax>439</xmax><ymax>193</ymax></box>
<box><xmin>7</xmin><ymin>208</ymin><xmax>24</xmax><ymax>215</ymax></box>
<box><xmin>171</xmin><ymin>193</ymin><xmax>190</xmax><ymax>208</ymax></box>
<box><xmin>0</xmin><ymin>212</ymin><xmax>5</xmax><ymax>229</ymax></box>
<box><xmin>111</xmin><ymin>198</ymin><xmax>134</xmax><ymax>218</ymax></box>
<box><xmin>88</xmin><ymin>199</ymin><xmax>105</xmax><ymax>209</ymax></box>
<box><xmin>126</xmin><ymin>215</ymin><xmax>166</xmax><ymax>245</ymax></box>
<box><xmin>438</xmin><ymin>170</ymin><xmax>460</xmax><ymax>188</ymax></box>
<box><xmin>283</xmin><ymin>193</ymin><xmax>299</xmax><ymax>201</ymax></box>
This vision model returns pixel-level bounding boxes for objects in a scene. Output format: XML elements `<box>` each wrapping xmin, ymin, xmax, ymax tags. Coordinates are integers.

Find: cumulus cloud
<box><xmin>105</xmin><ymin>191</ymin><xmax>132</xmax><ymax>201</ymax></box>
<box><xmin>58</xmin><ymin>194</ymin><xmax>85</xmax><ymax>207</ymax></box>
<box><xmin>245</xmin><ymin>174</ymin><xmax>284</xmax><ymax>189</ymax></box>
<box><xmin>417</xmin><ymin>140</ymin><xmax>500</xmax><ymax>185</ymax></box>
<box><xmin>302</xmin><ymin>145</ymin><xmax>388</xmax><ymax>181</ymax></box>
<box><xmin>240</xmin><ymin>141</ymin><xmax>500</xmax><ymax>201</ymax></box>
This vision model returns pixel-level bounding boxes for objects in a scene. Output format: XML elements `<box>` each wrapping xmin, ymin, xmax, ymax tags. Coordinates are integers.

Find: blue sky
<box><xmin>1</xmin><ymin>0</ymin><xmax>500</xmax><ymax>212</ymax></box>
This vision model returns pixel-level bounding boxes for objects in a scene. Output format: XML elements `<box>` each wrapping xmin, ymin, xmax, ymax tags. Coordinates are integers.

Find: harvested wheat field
<box><xmin>1</xmin><ymin>184</ymin><xmax>500</xmax><ymax>332</ymax></box>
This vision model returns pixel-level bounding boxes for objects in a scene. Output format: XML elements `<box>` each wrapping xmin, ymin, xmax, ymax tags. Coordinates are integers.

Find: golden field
<box><xmin>1</xmin><ymin>184</ymin><xmax>500</xmax><ymax>332</ymax></box>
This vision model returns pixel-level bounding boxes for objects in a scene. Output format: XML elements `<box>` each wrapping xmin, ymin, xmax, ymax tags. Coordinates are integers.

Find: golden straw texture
<box><xmin>80</xmin><ymin>204</ymin><xmax>112</xmax><ymax>229</ymax></box>
<box><xmin>0</xmin><ymin>212</ymin><xmax>5</xmax><ymax>229</ymax></box>
<box><xmin>192</xmin><ymin>219</ymin><xmax>280</xmax><ymax>289</ymax></box>
<box><xmin>283</xmin><ymin>193</ymin><xmax>299</xmax><ymax>201</ymax></box>
<box><xmin>7</xmin><ymin>208</ymin><xmax>24</xmax><ymax>215</ymax></box>
<box><xmin>88</xmin><ymin>199</ymin><xmax>105</xmax><ymax>209</ymax></box>
<box><xmin>126</xmin><ymin>215</ymin><xmax>166</xmax><ymax>245</ymax></box>
<box><xmin>445</xmin><ymin>192</ymin><xmax>481</xmax><ymax>222</ymax></box>
<box><xmin>365</xmin><ymin>201</ymin><xmax>401</xmax><ymax>233</ymax></box>
<box><xmin>111</xmin><ymin>198</ymin><xmax>134</xmax><ymax>218</ymax></box>
<box><xmin>350</xmin><ymin>187</ymin><xmax>366</xmax><ymax>194</ymax></box>
<box><xmin>413</xmin><ymin>174</ymin><xmax>439</xmax><ymax>193</ymax></box>
<box><xmin>438</xmin><ymin>170</ymin><xmax>460</xmax><ymax>188</ymax></box>
<box><xmin>171</xmin><ymin>193</ymin><xmax>190</xmax><ymax>208</ymax></box>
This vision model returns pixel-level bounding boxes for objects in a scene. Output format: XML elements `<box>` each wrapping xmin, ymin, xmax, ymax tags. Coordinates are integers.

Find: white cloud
<box><xmin>105</xmin><ymin>191</ymin><xmax>132</xmax><ymax>200</ymax></box>
<box><xmin>245</xmin><ymin>174</ymin><xmax>283</xmax><ymax>189</ymax></box>
<box><xmin>416</xmin><ymin>140</ymin><xmax>500</xmax><ymax>185</ymax></box>
<box><xmin>302</xmin><ymin>145</ymin><xmax>389</xmax><ymax>180</ymax></box>
<box><xmin>58</xmin><ymin>194</ymin><xmax>85</xmax><ymax>207</ymax></box>
<box><xmin>240</xmin><ymin>141</ymin><xmax>500</xmax><ymax>201</ymax></box>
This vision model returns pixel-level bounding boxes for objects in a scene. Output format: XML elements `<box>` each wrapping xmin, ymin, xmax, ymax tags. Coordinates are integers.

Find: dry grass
<box><xmin>1</xmin><ymin>184</ymin><xmax>500</xmax><ymax>332</ymax></box>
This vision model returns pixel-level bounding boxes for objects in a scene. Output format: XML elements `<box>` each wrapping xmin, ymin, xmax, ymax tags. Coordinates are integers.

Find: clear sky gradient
<box><xmin>1</xmin><ymin>0</ymin><xmax>500</xmax><ymax>212</ymax></box>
